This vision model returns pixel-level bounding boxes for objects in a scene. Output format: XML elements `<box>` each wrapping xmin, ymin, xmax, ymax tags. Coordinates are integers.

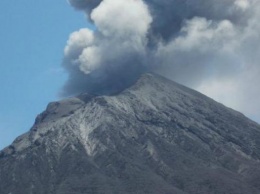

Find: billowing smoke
<box><xmin>63</xmin><ymin>0</ymin><xmax>260</xmax><ymax>120</ymax></box>
<box><xmin>63</xmin><ymin>0</ymin><xmax>152</xmax><ymax>95</ymax></box>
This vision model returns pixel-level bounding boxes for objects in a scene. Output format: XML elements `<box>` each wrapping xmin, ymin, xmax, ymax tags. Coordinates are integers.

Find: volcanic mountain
<box><xmin>1</xmin><ymin>73</ymin><xmax>260</xmax><ymax>194</ymax></box>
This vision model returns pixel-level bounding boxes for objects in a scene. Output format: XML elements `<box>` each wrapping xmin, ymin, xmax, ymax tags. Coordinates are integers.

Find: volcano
<box><xmin>1</xmin><ymin>73</ymin><xmax>260</xmax><ymax>194</ymax></box>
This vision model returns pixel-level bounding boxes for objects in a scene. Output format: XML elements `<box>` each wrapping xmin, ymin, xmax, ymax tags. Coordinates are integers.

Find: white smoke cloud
<box><xmin>77</xmin><ymin>0</ymin><xmax>152</xmax><ymax>73</ymax></box>
<box><xmin>235</xmin><ymin>0</ymin><xmax>250</xmax><ymax>10</ymax></box>
<box><xmin>63</xmin><ymin>0</ymin><xmax>260</xmax><ymax>121</ymax></box>
<box><xmin>64</xmin><ymin>28</ymin><xmax>94</xmax><ymax>61</ymax></box>
<box><xmin>63</xmin><ymin>0</ymin><xmax>152</xmax><ymax>95</ymax></box>
<box><xmin>154</xmin><ymin>17</ymin><xmax>241</xmax><ymax>88</ymax></box>
<box><xmin>91</xmin><ymin>0</ymin><xmax>151</xmax><ymax>38</ymax></box>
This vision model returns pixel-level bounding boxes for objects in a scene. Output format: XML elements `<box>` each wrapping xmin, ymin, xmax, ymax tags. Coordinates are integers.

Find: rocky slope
<box><xmin>1</xmin><ymin>73</ymin><xmax>260</xmax><ymax>194</ymax></box>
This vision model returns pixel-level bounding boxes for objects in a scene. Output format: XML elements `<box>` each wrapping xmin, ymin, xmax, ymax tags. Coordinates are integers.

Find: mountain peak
<box><xmin>1</xmin><ymin>74</ymin><xmax>260</xmax><ymax>194</ymax></box>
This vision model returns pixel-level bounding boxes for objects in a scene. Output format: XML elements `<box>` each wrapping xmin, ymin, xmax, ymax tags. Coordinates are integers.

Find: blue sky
<box><xmin>0</xmin><ymin>0</ymin><xmax>91</xmax><ymax>149</ymax></box>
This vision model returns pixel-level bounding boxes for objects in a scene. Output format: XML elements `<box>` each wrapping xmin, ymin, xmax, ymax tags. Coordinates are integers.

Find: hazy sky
<box><xmin>0</xmin><ymin>0</ymin><xmax>259</xmax><ymax>150</ymax></box>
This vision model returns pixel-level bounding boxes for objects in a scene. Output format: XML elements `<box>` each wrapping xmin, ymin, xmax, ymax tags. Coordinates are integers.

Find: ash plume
<box><xmin>62</xmin><ymin>0</ymin><xmax>260</xmax><ymax>119</ymax></box>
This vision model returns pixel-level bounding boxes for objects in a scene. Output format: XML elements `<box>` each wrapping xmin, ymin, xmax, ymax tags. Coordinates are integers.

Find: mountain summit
<box><xmin>1</xmin><ymin>73</ymin><xmax>260</xmax><ymax>194</ymax></box>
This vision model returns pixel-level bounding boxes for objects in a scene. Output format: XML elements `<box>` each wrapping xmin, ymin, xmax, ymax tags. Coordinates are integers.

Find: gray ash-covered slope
<box><xmin>1</xmin><ymin>73</ymin><xmax>260</xmax><ymax>194</ymax></box>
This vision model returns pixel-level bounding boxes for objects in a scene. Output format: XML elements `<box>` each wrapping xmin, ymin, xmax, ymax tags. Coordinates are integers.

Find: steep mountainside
<box><xmin>1</xmin><ymin>73</ymin><xmax>260</xmax><ymax>194</ymax></box>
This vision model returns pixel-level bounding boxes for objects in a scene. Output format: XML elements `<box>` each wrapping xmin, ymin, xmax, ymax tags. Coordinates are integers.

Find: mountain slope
<box><xmin>1</xmin><ymin>73</ymin><xmax>260</xmax><ymax>194</ymax></box>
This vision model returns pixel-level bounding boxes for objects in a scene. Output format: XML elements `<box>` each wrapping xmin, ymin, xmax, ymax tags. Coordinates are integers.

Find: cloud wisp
<box><xmin>63</xmin><ymin>0</ymin><xmax>260</xmax><ymax>120</ymax></box>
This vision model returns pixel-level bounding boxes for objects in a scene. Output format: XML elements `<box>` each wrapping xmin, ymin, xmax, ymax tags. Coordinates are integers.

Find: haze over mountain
<box><xmin>1</xmin><ymin>73</ymin><xmax>260</xmax><ymax>194</ymax></box>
